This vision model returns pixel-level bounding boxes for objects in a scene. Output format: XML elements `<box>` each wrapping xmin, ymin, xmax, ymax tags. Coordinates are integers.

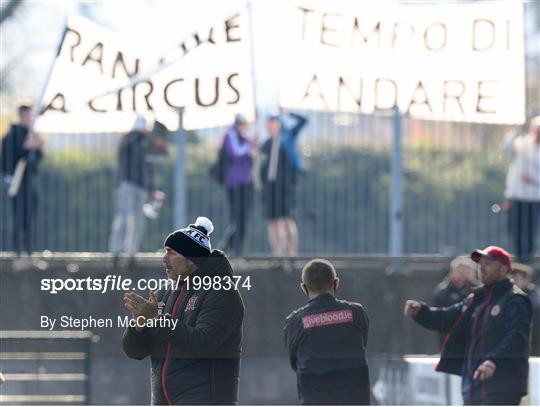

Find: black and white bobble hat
<box><xmin>164</xmin><ymin>217</ymin><xmax>214</xmax><ymax>266</ymax></box>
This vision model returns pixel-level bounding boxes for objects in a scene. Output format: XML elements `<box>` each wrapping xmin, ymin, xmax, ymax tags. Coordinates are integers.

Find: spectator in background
<box><xmin>510</xmin><ymin>262</ymin><xmax>540</xmax><ymax>356</ymax></box>
<box><xmin>1</xmin><ymin>105</ymin><xmax>44</xmax><ymax>270</ymax></box>
<box><xmin>504</xmin><ymin>116</ymin><xmax>540</xmax><ymax>262</ymax></box>
<box><xmin>432</xmin><ymin>256</ymin><xmax>479</xmax><ymax>344</ymax></box>
<box><xmin>141</xmin><ymin>122</ymin><xmax>168</xmax><ymax>220</ymax></box>
<box><xmin>148</xmin><ymin>121</ymin><xmax>169</xmax><ymax>155</ymax></box>
<box><xmin>222</xmin><ymin>114</ymin><xmax>256</xmax><ymax>256</ymax></box>
<box><xmin>433</xmin><ymin>256</ymin><xmax>478</xmax><ymax>308</ymax></box>
<box><xmin>109</xmin><ymin>117</ymin><xmax>168</xmax><ymax>268</ymax></box>
<box><xmin>261</xmin><ymin>109</ymin><xmax>307</xmax><ymax>259</ymax></box>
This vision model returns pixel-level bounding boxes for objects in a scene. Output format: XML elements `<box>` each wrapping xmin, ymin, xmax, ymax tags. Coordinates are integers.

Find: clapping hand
<box><xmin>124</xmin><ymin>291</ymin><xmax>158</xmax><ymax>330</ymax></box>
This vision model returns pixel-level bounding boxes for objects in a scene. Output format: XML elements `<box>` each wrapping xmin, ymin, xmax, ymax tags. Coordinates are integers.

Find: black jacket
<box><xmin>1</xmin><ymin>124</ymin><xmax>42</xmax><ymax>192</ymax></box>
<box><xmin>433</xmin><ymin>277</ymin><xmax>477</xmax><ymax>345</ymax></box>
<box><xmin>117</xmin><ymin>130</ymin><xmax>153</xmax><ymax>190</ymax></box>
<box><xmin>284</xmin><ymin>294</ymin><xmax>370</xmax><ymax>404</ymax></box>
<box><xmin>414</xmin><ymin>278</ymin><xmax>532</xmax><ymax>401</ymax></box>
<box><xmin>123</xmin><ymin>251</ymin><xmax>244</xmax><ymax>405</ymax></box>
<box><xmin>524</xmin><ymin>284</ymin><xmax>540</xmax><ymax>356</ymax></box>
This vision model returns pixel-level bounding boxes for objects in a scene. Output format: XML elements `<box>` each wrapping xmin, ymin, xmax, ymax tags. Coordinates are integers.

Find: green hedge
<box><xmin>0</xmin><ymin>144</ymin><xmax>510</xmax><ymax>254</ymax></box>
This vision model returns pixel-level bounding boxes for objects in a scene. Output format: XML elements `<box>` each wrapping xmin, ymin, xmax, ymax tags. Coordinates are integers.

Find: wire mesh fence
<box><xmin>1</xmin><ymin>109</ymin><xmax>532</xmax><ymax>256</ymax></box>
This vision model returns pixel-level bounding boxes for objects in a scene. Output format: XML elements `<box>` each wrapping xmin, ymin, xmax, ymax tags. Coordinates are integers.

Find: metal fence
<box><xmin>1</xmin><ymin>109</ymin><xmax>536</xmax><ymax>256</ymax></box>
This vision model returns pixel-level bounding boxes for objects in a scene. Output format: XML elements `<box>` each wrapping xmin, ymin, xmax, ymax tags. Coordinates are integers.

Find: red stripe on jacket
<box><xmin>162</xmin><ymin>284</ymin><xmax>187</xmax><ymax>405</ymax></box>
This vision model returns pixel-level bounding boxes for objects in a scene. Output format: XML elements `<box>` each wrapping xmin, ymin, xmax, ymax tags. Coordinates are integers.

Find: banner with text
<box><xmin>279</xmin><ymin>1</ymin><xmax>525</xmax><ymax>124</ymax></box>
<box><xmin>36</xmin><ymin>6</ymin><xmax>255</xmax><ymax>132</ymax></box>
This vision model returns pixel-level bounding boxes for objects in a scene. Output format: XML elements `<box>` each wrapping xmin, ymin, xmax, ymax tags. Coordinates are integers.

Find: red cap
<box><xmin>470</xmin><ymin>246</ymin><xmax>511</xmax><ymax>268</ymax></box>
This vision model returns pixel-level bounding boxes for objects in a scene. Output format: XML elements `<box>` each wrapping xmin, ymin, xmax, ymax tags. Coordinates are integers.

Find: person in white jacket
<box><xmin>504</xmin><ymin>116</ymin><xmax>540</xmax><ymax>261</ymax></box>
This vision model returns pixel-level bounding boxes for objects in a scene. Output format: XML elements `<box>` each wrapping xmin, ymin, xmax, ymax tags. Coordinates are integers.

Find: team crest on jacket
<box><xmin>490</xmin><ymin>305</ymin><xmax>501</xmax><ymax>316</ymax></box>
<box><xmin>185</xmin><ymin>295</ymin><xmax>198</xmax><ymax>311</ymax></box>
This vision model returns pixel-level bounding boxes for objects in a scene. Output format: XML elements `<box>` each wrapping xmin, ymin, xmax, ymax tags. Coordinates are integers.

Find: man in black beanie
<box><xmin>122</xmin><ymin>217</ymin><xmax>245</xmax><ymax>405</ymax></box>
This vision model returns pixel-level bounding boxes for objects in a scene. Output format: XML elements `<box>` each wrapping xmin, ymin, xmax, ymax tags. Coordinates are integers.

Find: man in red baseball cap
<box><xmin>404</xmin><ymin>245</ymin><xmax>532</xmax><ymax>405</ymax></box>
<box><xmin>470</xmin><ymin>246</ymin><xmax>511</xmax><ymax>286</ymax></box>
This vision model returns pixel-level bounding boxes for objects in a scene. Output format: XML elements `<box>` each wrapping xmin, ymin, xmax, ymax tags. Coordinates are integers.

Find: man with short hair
<box><xmin>122</xmin><ymin>217</ymin><xmax>244</xmax><ymax>405</ymax></box>
<box><xmin>284</xmin><ymin>258</ymin><xmax>370</xmax><ymax>405</ymax></box>
<box><xmin>404</xmin><ymin>246</ymin><xmax>532</xmax><ymax>405</ymax></box>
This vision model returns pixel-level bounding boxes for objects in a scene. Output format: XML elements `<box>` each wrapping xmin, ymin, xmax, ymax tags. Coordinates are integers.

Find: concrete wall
<box><xmin>0</xmin><ymin>257</ymin><xmax>499</xmax><ymax>404</ymax></box>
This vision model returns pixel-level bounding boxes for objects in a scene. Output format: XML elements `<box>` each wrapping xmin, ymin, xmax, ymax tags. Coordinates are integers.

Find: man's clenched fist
<box><xmin>404</xmin><ymin>300</ymin><xmax>422</xmax><ymax>317</ymax></box>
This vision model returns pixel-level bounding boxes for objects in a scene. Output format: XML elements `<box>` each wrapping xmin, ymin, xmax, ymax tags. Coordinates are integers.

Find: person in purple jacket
<box><xmin>222</xmin><ymin>114</ymin><xmax>257</xmax><ymax>256</ymax></box>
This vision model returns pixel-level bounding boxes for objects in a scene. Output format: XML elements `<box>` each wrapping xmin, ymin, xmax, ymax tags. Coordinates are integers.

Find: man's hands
<box><xmin>473</xmin><ymin>360</ymin><xmax>496</xmax><ymax>381</ymax></box>
<box><xmin>403</xmin><ymin>300</ymin><xmax>422</xmax><ymax>317</ymax></box>
<box><xmin>123</xmin><ymin>291</ymin><xmax>158</xmax><ymax>331</ymax></box>
<box><xmin>403</xmin><ymin>299</ymin><xmax>496</xmax><ymax>383</ymax></box>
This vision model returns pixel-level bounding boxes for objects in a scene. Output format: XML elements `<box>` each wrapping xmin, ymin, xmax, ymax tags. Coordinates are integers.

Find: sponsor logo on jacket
<box><xmin>301</xmin><ymin>309</ymin><xmax>353</xmax><ymax>329</ymax></box>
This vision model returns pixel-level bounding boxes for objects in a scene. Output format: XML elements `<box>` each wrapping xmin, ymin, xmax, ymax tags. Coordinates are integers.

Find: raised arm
<box><xmin>404</xmin><ymin>299</ymin><xmax>466</xmax><ymax>333</ymax></box>
<box><xmin>287</xmin><ymin>113</ymin><xmax>308</xmax><ymax>138</ymax></box>
<box><xmin>224</xmin><ymin>129</ymin><xmax>252</xmax><ymax>159</ymax></box>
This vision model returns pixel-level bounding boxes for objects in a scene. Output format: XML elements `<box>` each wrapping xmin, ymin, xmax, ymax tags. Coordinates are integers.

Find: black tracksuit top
<box><xmin>414</xmin><ymin>278</ymin><xmax>532</xmax><ymax>402</ymax></box>
<box><xmin>123</xmin><ymin>251</ymin><xmax>244</xmax><ymax>405</ymax></box>
<box><xmin>284</xmin><ymin>293</ymin><xmax>369</xmax><ymax>374</ymax></box>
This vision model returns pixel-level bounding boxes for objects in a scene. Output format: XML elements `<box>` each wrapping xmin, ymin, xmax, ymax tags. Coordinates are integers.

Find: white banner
<box><xmin>279</xmin><ymin>1</ymin><xmax>525</xmax><ymax>124</ymax></box>
<box><xmin>35</xmin><ymin>6</ymin><xmax>255</xmax><ymax>133</ymax></box>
